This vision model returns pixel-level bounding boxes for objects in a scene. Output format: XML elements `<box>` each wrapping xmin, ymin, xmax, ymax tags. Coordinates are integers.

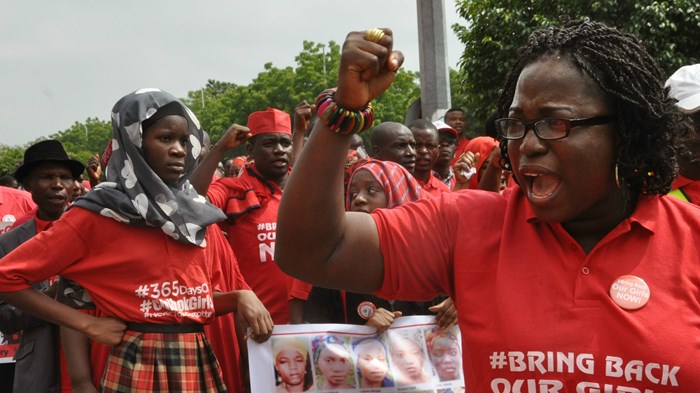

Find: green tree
<box><xmin>452</xmin><ymin>0</ymin><xmax>700</xmax><ymax>125</ymax></box>
<box><xmin>0</xmin><ymin>144</ymin><xmax>25</xmax><ymax>177</ymax></box>
<box><xmin>0</xmin><ymin>118</ymin><xmax>112</xmax><ymax>177</ymax></box>
<box><xmin>49</xmin><ymin>118</ymin><xmax>112</xmax><ymax>166</ymax></box>
<box><xmin>184</xmin><ymin>40</ymin><xmax>420</xmax><ymax>156</ymax></box>
<box><xmin>0</xmin><ymin>38</ymin><xmax>421</xmax><ymax>171</ymax></box>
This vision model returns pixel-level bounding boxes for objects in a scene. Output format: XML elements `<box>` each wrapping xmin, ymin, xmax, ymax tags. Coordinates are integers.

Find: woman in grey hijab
<box><xmin>0</xmin><ymin>88</ymin><xmax>272</xmax><ymax>392</ymax></box>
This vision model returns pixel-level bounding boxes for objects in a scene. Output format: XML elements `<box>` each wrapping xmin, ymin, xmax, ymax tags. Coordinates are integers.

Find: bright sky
<box><xmin>0</xmin><ymin>0</ymin><xmax>465</xmax><ymax>146</ymax></box>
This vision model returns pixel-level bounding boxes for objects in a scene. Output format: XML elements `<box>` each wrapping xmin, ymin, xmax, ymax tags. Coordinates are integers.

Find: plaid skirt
<box><xmin>101</xmin><ymin>330</ymin><xmax>228</xmax><ymax>392</ymax></box>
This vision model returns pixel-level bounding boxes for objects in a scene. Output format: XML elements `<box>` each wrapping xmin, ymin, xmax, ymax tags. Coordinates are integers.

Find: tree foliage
<box><xmin>182</xmin><ymin>40</ymin><xmax>419</xmax><ymax>157</ymax></box>
<box><xmin>0</xmin><ymin>118</ymin><xmax>112</xmax><ymax>177</ymax></box>
<box><xmin>1</xmin><ymin>40</ymin><xmax>420</xmax><ymax>174</ymax></box>
<box><xmin>452</xmin><ymin>0</ymin><xmax>700</xmax><ymax>126</ymax></box>
<box><xmin>0</xmin><ymin>145</ymin><xmax>25</xmax><ymax>177</ymax></box>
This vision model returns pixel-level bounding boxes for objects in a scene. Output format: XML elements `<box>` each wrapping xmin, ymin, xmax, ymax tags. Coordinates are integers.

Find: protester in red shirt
<box><xmin>445</xmin><ymin>108</ymin><xmax>470</xmax><ymax>167</ymax></box>
<box><xmin>223</xmin><ymin>156</ymin><xmax>247</xmax><ymax>178</ymax></box>
<box><xmin>276</xmin><ymin>22</ymin><xmax>700</xmax><ymax>390</ymax></box>
<box><xmin>432</xmin><ymin>120</ymin><xmax>459</xmax><ymax>190</ymax></box>
<box><xmin>191</xmin><ymin>108</ymin><xmax>294</xmax><ymax>326</ymax></box>
<box><xmin>452</xmin><ymin>135</ymin><xmax>510</xmax><ymax>193</ymax></box>
<box><xmin>369</xmin><ymin>122</ymin><xmax>416</xmax><ymax>173</ymax></box>
<box><xmin>0</xmin><ymin>88</ymin><xmax>272</xmax><ymax>392</ymax></box>
<box><xmin>0</xmin><ymin>140</ymin><xmax>84</xmax><ymax>393</ymax></box>
<box><xmin>407</xmin><ymin>119</ymin><xmax>451</xmax><ymax>196</ymax></box>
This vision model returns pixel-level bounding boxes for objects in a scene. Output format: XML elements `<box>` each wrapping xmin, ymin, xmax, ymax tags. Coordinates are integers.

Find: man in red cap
<box><xmin>191</xmin><ymin>108</ymin><xmax>294</xmax><ymax>325</ymax></box>
<box><xmin>432</xmin><ymin>120</ymin><xmax>459</xmax><ymax>190</ymax></box>
<box><xmin>407</xmin><ymin>119</ymin><xmax>451</xmax><ymax>196</ymax></box>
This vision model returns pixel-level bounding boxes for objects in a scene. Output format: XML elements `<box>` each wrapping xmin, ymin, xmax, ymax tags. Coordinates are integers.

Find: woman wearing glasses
<box><xmin>276</xmin><ymin>20</ymin><xmax>700</xmax><ymax>390</ymax></box>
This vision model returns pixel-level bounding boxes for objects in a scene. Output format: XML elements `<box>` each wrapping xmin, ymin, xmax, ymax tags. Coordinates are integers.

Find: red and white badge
<box><xmin>357</xmin><ymin>301</ymin><xmax>377</xmax><ymax>320</ymax></box>
<box><xmin>609</xmin><ymin>275</ymin><xmax>650</xmax><ymax>310</ymax></box>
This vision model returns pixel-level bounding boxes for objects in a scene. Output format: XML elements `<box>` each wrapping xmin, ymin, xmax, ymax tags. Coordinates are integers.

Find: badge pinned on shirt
<box><xmin>609</xmin><ymin>275</ymin><xmax>650</xmax><ymax>310</ymax></box>
<box><xmin>357</xmin><ymin>301</ymin><xmax>377</xmax><ymax>320</ymax></box>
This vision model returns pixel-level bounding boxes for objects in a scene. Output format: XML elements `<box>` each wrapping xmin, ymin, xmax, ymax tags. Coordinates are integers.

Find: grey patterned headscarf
<box><xmin>72</xmin><ymin>88</ymin><xmax>225</xmax><ymax>247</ymax></box>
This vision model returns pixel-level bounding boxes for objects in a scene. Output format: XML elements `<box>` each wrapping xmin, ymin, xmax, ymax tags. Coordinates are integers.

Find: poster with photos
<box><xmin>248</xmin><ymin>316</ymin><xmax>465</xmax><ymax>393</ymax></box>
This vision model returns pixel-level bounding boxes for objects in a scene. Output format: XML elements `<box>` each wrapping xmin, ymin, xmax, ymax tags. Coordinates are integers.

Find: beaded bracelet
<box><xmin>315</xmin><ymin>89</ymin><xmax>374</xmax><ymax>135</ymax></box>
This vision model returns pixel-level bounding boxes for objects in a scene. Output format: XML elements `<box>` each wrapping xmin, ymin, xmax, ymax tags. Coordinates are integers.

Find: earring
<box><xmin>615</xmin><ymin>162</ymin><xmax>621</xmax><ymax>189</ymax></box>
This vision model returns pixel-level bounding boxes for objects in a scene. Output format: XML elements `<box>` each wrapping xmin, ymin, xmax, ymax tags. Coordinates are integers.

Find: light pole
<box><xmin>322</xmin><ymin>44</ymin><xmax>327</xmax><ymax>84</ymax></box>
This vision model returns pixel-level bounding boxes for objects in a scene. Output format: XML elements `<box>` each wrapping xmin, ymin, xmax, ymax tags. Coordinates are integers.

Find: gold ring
<box><xmin>364</xmin><ymin>28</ymin><xmax>385</xmax><ymax>43</ymax></box>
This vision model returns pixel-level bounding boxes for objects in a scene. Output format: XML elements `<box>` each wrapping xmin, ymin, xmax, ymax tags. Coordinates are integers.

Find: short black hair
<box><xmin>445</xmin><ymin>108</ymin><xmax>465</xmax><ymax>116</ymax></box>
<box><xmin>0</xmin><ymin>175</ymin><xmax>18</xmax><ymax>188</ymax></box>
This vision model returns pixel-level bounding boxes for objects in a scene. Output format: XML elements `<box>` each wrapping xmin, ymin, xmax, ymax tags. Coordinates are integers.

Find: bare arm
<box><xmin>0</xmin><ymin>289</ymin><xmax>125</xmax><ymax>346</ymax></box>
<box><xmin>290</xmin><ymin>100</ymin><xmax>315</xmax><ymax>167</ymax></box>
<box><xmin>86</xmin><ymin>154</ymin><xmax>102</xmax><ymax>188</ymax></box>
<box><xmin>61</xmin><ymin>325</ymin><xmax>99</xmax><ymax>393</ymax></box>
<box><xmin>288</xmin><ymin>298</ymin><xmax>305</xmax><ymax>324</ymax></box>
<box><xmin>189</xmin><ymin>124</ymin><xmax>251</xmax><ymax>196</ymax></box>
<box><xmin>453</xmin><ymin>152</ymin><xmax>478</xmax><ymax>191</ymax></box>
<box><xmin>213</xmin><ymin>290</ymin><xmax>273</xmax><ymax>342</ymax></box>
<box><xmin>275</xmin><ymin>29</ymin><xmax>404</xmax><ymax>293</ymax></box>
<box><xmin>478</xmin><ymin>148</ymin><xmax>504</xmax><ymax>192</ymax></box>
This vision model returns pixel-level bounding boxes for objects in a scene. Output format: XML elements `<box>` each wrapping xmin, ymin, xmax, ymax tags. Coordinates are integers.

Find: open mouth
<box><xmin>523</xmin><ymin>172</ymin><xmax>561</xmax><ymax>200</ymax></box>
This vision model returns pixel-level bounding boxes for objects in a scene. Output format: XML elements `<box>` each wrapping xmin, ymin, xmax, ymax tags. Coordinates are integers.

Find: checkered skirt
<box><xmin>101</xmin><ymin>330</ymin><xmax>228</xmax><ymax>392</ymax></box>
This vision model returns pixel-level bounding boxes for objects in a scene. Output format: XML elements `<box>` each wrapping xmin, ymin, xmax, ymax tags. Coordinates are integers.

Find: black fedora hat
<box><xmin>14</xmin><ymin>140</ymin><xmax>85</xmax><ymax>183</ymax></box>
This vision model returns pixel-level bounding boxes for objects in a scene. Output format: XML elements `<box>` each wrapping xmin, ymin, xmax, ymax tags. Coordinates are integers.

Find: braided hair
<box><xmin>497</xmin><ymin>19</ymin><xmax>690</xmax><ymax>196</ymax></box>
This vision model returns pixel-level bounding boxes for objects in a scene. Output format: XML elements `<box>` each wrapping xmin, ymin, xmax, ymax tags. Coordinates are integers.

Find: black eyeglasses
<box><xmin>495</xmin><ymin>115</ymin><xmax>616</xmax><ymax>140</ymax></box>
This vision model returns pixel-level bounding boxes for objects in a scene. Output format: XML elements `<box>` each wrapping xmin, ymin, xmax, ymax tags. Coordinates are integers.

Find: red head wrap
<box><xmin>346</xmin><ymin>159</ymin><xmax>426</xmax><ymax>210</ymax></box>
<box><xmin>247</xmin><ymin>108</ymin><xmax>292</xmax><ymax>137</ymax></box>
<box><xmin>463</xmin><ymin>136</ymin><xmax>499</xmax><ymax>189</ymax></box>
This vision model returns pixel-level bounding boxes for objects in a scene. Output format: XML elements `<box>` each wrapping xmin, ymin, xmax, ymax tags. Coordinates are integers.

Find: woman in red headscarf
<box><xmin>453</xmin><ymin>136</ymin><xmax>512</xmax><ymax>192</ymax></box>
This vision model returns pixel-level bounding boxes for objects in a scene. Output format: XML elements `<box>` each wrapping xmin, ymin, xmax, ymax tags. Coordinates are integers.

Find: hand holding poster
<box><xmin>248</xmin><ymin>316</ymin><xmax>465</xmax><ymax>393</ymax></box>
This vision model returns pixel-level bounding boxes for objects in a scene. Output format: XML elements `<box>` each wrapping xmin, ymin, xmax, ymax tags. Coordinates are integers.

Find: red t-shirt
<box><xmin>80</xmin><ymin>228</ymin><xmax>250</xmax><ymax>392</ymax></box>
<box><xmin>208</xmin><ymin>167</ymin><xmax>293</xmax><ymax>324</ymax></box>
<box><xmin>373</xmin><ymin>188</ymin><xmax>700</xmax><ymax>390</ymax></box>
<box><xmin>202</xmin><ymin>227</ymin><xmax>250</xmax><ymax>393</ymax></box>
<box><xmin>417</xmin><ymin>171</ymin><xmax>452</xmax><ymax>197</ymax></box>
<box><xmin>0</xmin><ymin>207</ymin><xmax>227</xmax><ymax>324</ymax></box>
<box><xmin>0</xmin><ymin>187</ymin><xmax>36</xmax><ymax>234</ymax></box>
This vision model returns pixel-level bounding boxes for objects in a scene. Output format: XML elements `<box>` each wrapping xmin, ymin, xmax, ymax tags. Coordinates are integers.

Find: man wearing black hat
<box><xmin>0</xmin><ymin>139</ymin><xmax>84</xmax><ymax>393</ymax></box>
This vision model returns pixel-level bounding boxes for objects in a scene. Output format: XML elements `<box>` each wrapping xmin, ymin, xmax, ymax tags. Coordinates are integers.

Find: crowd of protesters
<box><xmin>0</xmin><ymin>19</ymin><xmax>699</xmax><ymax>392</ymax></box>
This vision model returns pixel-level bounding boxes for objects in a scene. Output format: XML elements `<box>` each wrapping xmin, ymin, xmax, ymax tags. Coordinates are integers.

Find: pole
<box><xmin>416</xmin><ymin>0</ymin><xmax>451</xmax><ymax>120</ymax></box>
<box><xmin>322</xmin><ymin>44</ymin><xmax>327</xmax><ymax>84</ymax></box>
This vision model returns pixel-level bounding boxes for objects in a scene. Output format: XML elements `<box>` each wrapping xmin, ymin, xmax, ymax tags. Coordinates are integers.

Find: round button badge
<box><xmin>357</xmin><ymin>301</ymin><xmax>377</xmax><ymax>320</ymax></box>
<box><xmin>609</xmin><ymin>275</ymin><xmax>650</xmax><ymax>310</ymax></box>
